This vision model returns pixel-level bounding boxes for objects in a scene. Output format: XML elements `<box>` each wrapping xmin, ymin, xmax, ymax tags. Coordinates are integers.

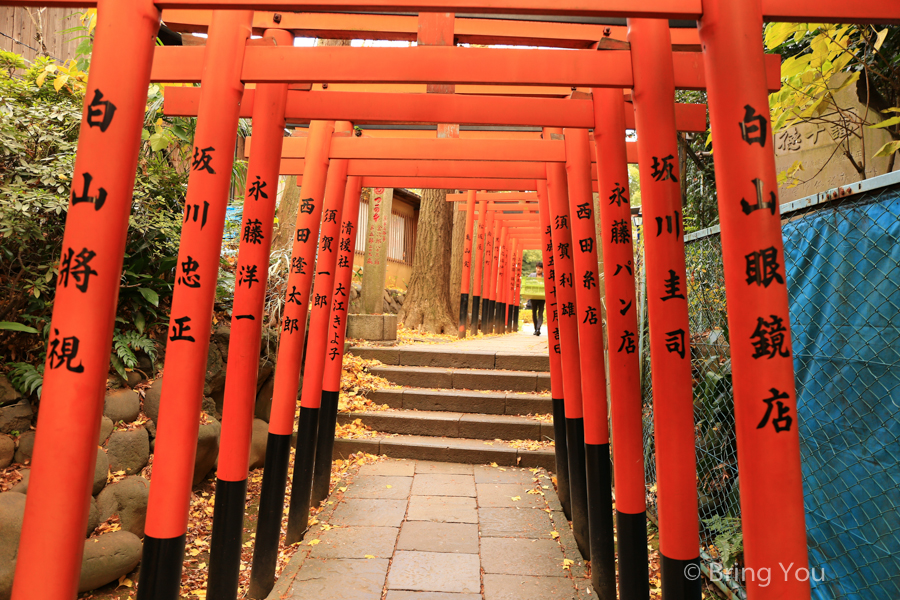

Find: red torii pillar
<box><xmin>459</xmin><ymin>189</ymin><xmax>477</xmax><ymax>337</ymax></box>
<box><xmin>536</xmin><ymin>180</ymin><xmax>571</xmax><ymax>519</ymax></box>
<box><xmin>248</xmin><ymin>119</ymin><xmax>336</xmax><ymax>599</ymax></box>
<box><xmin>564</xmin><ymin>127</ymin><xmax>615</xmax><ymax>598</ymax></box>
<box><xmin>481</xmin><ymin>217</ymin><xmax>498</xmax><ymax>334</ymax></box>
<box><xmin>470</xmin><ymin>198</ymin><xmax>488</xmax><ymax>333</ymax></box>
<box><xmin>629</xmin><ymin>19</ymin><xmax>699</xmax><ymax>599</ymax></box>
<box><xmin>545</xmin><ymin>148</ymin><xmax>590</xmax><ymax>559</ymax></box>
<box><xmin>138</xmin><ymin>12</ymin><xmax>253</xmax><ymax>599</ymax></box>
<box><xmin>495</xmin><ymin>225</ymin><xmax>509</xmax><ymax>334</ymax></box>
<box><xmin>311</xmin><ymin>175</ymin><xmax>365</xmax><ymax>507</ymax></box>
<box><xmin>207</xmin><ymin>30</ymin><xmax>292</xmax><ymax>600</ymax></box>
<box><xmin>592</xmin><ymin>87</ymin><xmax>649</xmax><ymax>600</ymax></box>
<box><xmin>11</xmin><ymin>2</ymin><xmax>161</xmax><ymax>598</ymax></box>
<box><xmin>286</xmin><ymin>121</ymin><xmax>354</xmax><ymax>544</ymax></box>
<box><xmin>699</xmin><ymin>2</ymin><xmax>810</xmax><ymax>598</ymax></box>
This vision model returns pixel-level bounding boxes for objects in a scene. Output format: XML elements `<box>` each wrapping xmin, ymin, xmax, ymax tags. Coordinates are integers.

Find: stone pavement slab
<box><xmin>359</xmin><ymin>459</ymin><xmax>416</xmax><ymax>477</ymax></box>
<box><xmin>386</xmin><ymin>592</ymin><xmax>482</xmax><ymax>600</ymax></box>
<box><xmin>397</xmin><ymin>521</ymin><xmax>480</xmax><ymax>554</ymax></box>
<box><xmin>473</xmin><ymin>465</ymin><xmax>535</xmax><ymax>484</ymax></box>
<box><xmin>480</xmin><ymin>538</ymin><xmax>567</xmax><ymax>576</ymax></box>
<box><xmin>387</xmin><ymin>551</ymin><xmax>481</xmax><ymax>594</ymax></box>
<box><xmin>330</xmin><ymin>499</ymin><xmax>408</xmax><ymax>527</ymax></box>
<box><xmin>411</xmin><ymin>473</ymin><xmax>476</xmax><ymax>497</ymax></box>
<box><xmin>478</xmin><ymin>507</ymin><xmax>555</xmax><ymax>539</ymax></box>
<box><xmin>285</xmin><ymin>558</ymin><xmax>389</xmax><ymax>600</ymax></box>
<box><xmin>415</xmin><ymin>461</ymin><xmax>474</xmax><ymax>475</ymax></box>
<box><xmin>483</xmin><ymin>574</ymin><xmax>577</xmax><ymax>600</ymax></box>
<box><xmin>343</xmin><ymin>475</ymin><xmax>413</xmax><ymax>499</ymax></box>
<box><xmin>309</xmin><ymin>526</ymin><xmax>399</xmax><ymax>559</ymax></box>
<box><xmin>476</xmin><ymin>483</ymin><xmax>546</xmax><ymax>508</ymax></box>
<box><xmin>407</xmin><ymin>495</ymin><xmax>477</xmax><ymax>523</ymax></box>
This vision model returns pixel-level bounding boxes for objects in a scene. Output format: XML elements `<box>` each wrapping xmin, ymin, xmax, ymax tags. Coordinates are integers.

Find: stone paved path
<box><xmin>269</xmin><ymin>459</ymin><xmax>591</xmax><ymax>600</ymax></box>
<box><xmin>400</xmin><ymin>329</ymin><xmax>549</xmax><ymax>356</ymax></box>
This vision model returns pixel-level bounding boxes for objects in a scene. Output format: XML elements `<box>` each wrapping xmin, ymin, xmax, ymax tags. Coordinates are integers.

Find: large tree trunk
<box><xmin>399</xmin><ymin>189</ymin><xmax>456</xmax><ymax>333</ymax></box>
<box><xmin>448</xmin><ymin>206</ymin><xmax>467</xmax><ymax>320</ymax></box>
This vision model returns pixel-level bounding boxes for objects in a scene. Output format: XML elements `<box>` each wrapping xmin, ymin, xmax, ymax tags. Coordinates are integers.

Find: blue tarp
<box><xmin>783</xmin><ymin>187</ymin><xmax>900</xmax><ymax>600</ymax></box>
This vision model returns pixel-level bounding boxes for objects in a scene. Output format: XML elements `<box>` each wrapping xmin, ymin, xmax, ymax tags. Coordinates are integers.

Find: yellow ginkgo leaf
<box><xmin>562</xmin><ymin>559</ymin><xmax>574</xmax><ymax>570</ymax></box>
<box><xmin>550</xmin><ymin>531</ymin><xmax>560</xmax><ymax>540</ymax></box>
<box><xmin>364</xmin><ymin>554</ymin><xmax>375</xmax><ymax>559</ymax></box>
<box><xmin>511</xmin><ymin>496</ymin><xmax>521</xmax><ymax>501</ymax></box>
<box><xmin>386</xmin><ymin>485</ymin><xmax>392</xmax><ymax>488</ymax></box>
<box><xmin>308</xmin><ymin>539</ymin><xmax>321</xmax><ymax>546</ymax></box>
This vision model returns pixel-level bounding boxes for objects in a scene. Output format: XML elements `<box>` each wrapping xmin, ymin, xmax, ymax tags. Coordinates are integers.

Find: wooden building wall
<box><xmin>1</xmin><ymin>6</ymin><xmax>87</xmax><ymax>64</ymax></box>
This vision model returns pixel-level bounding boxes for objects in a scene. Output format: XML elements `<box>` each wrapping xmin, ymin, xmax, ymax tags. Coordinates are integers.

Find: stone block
<box><xmin>535</xmin><ymin>373</ymin><xmax>552</xmax><ymax>393</ymax></box>
<box><xmin>410</xmin><ymin>473</ymin><xmax>476</xmax><ymax>497</ymax></box>
<box><xmin>504</xmin><ymin>394</ymin><xmax>552</xmax><ymax>416</ymax></box>
<box><xmin>383</xmin><ymin>315</ymin><xmax>398</xmax><ymax>341</ymax></box>
<box><xmin>476</xmin><ymin>483</ymin><xmax>546</xmax><ymax>509</ymax></box>
<box><xmin>402</xmin><ymin>390</ymin><xmax>505</xmax><ymax>414</ymax></box>
<box><xmin>458</xmin><ymin>414</ymin><xmax>541</xmax><ymax>441</ymax></box>
<box><xmin>473</xmin><ymin>465</ymin><xmax>535</xmax><ymax>485</ymax></box>
<box><xmin>343</xmin><ymin>475</ymin><xmax>412</xmax><ymax>500</ymax></box>
<box><xmin>483</xmin><ymin>574</ymin><xmax>575</xmax><ymax>600</ymax></box>
<box><xmin>396</xmin><ymin>521</ymin><xmax>479</xmax><ymax>554</ymax></box>
<box><xmin>330</xmin><ymin>499</ymin><xmax>407</xmax><ymax>528</ymax></box>
<box><xmin>406</xmin><ymin>495</ymin><xmax>477</xmax><ymax>524</ymax></box>
<box><xmin>287</xmin><ymin>558</ymin><xmax>389</xmax><ymax>600</ymax></box>
<box><xmin>452</xmin><ymin>370</ymin><xmax>536</xmax><ymax>393</ymax></box>
<box><xmin>358</xmin><ymin>459</ymin><xmax>415</xmax><ymax>477</ymax></box>
<box><xmin>347</xmin><ymin>315</ymin><xmax>384</xmax><ymax>341</ymax></box>
<box><xmin>480</xmin><ymin>538</ymin><xmax>566</xmax><ymax>576</ymax></box>
<box><xmin>367</xmin><ymin>389</ymin><xmax>404</xmax><ymax>409</ymax></box>
<box><xmin>348</xmin><ymin>347</ymin><xmax>399</xmax><ymax>365</ymax></box>
<box><xmin>387</xmin><ymin>551</ymin><xmax>481</xmax><ymax>594</ymax></box>
<box><xmin>370</xmin><ymin>366</ymin><xmax>453</xmax><ymax>389</ymax></box>
<box><xmin>414</xmin><ymin>461</ymin><xmax>473</xmax><ymax>475</ymax></box>
<box><xmin>309</xmin><ymin>526</ymin><xmax>399</xmax><ymax>559</ymax></box>
<box><xmin>494</xmin><ymin>353</ymin><xmax>550</xmax><ymax>372</ymax></box>
<box><xmin>333</xmin><ymin>438</ymin><xmax>381</xmax><ymax>459</ymax></box>
<box><xmin>399</xmin><ymin>349</ymin><xmax>494</xmax><ymax>370</ymax></box>
<box><xmin>478</xmin><ymin>507</ymin><xmax>554</xmax><ymax>538</ymax></box>
<box><xmin>517</xmin><ymin>449</ymin><xmax>556</xmax><ymax>471</ymax></box>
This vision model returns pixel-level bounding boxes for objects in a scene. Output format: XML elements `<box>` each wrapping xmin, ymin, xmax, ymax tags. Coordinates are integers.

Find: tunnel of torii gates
<box><xmin>5</xmin><ymin>1</ymin><xmax>899</xmax><ymax>600</ymax></box>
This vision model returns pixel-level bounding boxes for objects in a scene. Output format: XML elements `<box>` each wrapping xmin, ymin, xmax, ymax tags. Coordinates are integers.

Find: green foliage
<box><xmin>703</xmin><ymin>515</ymin><xmax>744</xmax><ymax>569</ymax></box>
<box><xmin>1</xmin><ymin>50</ymin><xmax>190</xmax><ymax>368</ymax></box>
<box><xmin>110</xmin><ymin>330</ymin><xmax>157</xmax><ymax>380</ymax></box>
<box><xmin>6</xmin><ymin>361</ymin><xmax>44</xmax><ymax>399</ymax></box>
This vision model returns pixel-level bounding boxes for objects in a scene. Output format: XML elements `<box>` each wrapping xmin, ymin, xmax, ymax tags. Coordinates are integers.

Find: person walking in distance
<box><xmin>529</xmin><ymin>262</ymin><xmax>546</xmax><ymax>336</ymax></box>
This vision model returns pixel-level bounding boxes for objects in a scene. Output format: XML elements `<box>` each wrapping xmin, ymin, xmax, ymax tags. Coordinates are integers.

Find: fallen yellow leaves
<box><xmin>510</xmin><ymin>496</ymin><xmax>522</xmax><ymax>502</ymax></box>
<box><xmin>562</xmin><ymin>559</ymin><xmax>574</xmax><ymax>570</ymax></box>
<box><xmin>550</xmin><ymin>531</ymin><xmax>560</xmax><ymax>540</ymax></box>
<box><xmin>307</xmin><ymin>539</ymin><xmax>321</xmax><ymax>546</ymax></box>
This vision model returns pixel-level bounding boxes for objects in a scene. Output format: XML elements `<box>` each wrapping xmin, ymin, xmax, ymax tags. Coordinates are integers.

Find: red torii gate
<box><xmin>5</xmin><ymin>1</ymin><xmax>898</xmax><ymax>600</ymax></box>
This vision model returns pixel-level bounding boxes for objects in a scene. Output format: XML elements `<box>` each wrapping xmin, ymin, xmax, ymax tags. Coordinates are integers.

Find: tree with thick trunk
<box><xmin>399</xmin><ymin>188</ymin><xmax>456</xmax><ymax>333</ymax></box>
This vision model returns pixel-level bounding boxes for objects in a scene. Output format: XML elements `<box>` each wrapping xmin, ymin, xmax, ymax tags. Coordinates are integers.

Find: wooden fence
<box><xmin>1</xmin><ymin>6</ymin><xmax>86</xmax><ymax>64</ymax></box>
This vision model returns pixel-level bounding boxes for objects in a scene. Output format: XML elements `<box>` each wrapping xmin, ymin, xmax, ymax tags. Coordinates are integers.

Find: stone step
<box><xmin>333</xmin><ymin>434</ymin><xmax>555</xmax><ymax>470</ymax></box>
<box><xmin>350</xmin><ymin>346</ymin><xmax>549</xmax><ymax>372</ymax></box>
<box><xmin>337</xmin><ymin>410</ymin><xmax>553</xmax><ymax>442</ymax></box>
<box><xmin>369</xmin><ymin>365</ymin><xmax>550</xmax><ymax>393</ymax></box>
<box><xmin>370</xmin><ymin>388</ymin><xmax>552</xmax><ymax>417</ymax></box>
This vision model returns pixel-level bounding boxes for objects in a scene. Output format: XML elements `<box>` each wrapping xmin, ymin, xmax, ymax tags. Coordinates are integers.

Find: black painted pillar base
<box><xmin>551</xmin><ymin>398</ymin><xmax>571</xmax><ymax>520</ymax></box>
<box><xmin>286</xmin><ymin>406</ymin><xmax>320</xmax><ymax>545</ymax></box>
<box><xmin>616</xmin><ymin>510</ymin><xmax>650</xmax><ymax>600</ymax></box>
<box><xmin>459</xmin><ymin>292</ymin><xmax>469</xmax><ymax>338</ymax></box>
<box><xmin>482</xmin><ymin>299</ymin><xmax>492</xmax><ymax>333</ymax></box>
<box><xmin>566</xmin><ymin>417</ymin><xmax>590</xmax><ymax>560</ymax></box>
<box><xmin>471</xmin><ymin>296</ymin><xmax>481</xmax><ymax>334</ymax></box>
<box><xmin>248</xmin><ymin>432</ymin><xmax>292</xmax><ymax>599</ymax></box>
<box><xmin>660</xmin><ymin>554</ymin><xmax>703</xmax><ymax>600</ymax></box>
<box><xmin>136</xmin><ymin>534</ymin><xmax>187</xmax><ymax>600</ymax></box>
<box><xmin>585</xmin><ymin>443</ymin><xmax>616</xmax><ymax>600</ymax></box>
<box><xmin>514</xmin><ymin>306</ymin><xmax>519</xmax><ymax>331</ymax></box>
<box><xmin>311</xmin><ymin>390</ymin><xmax>340</xmax><ymax>507</ymax></box>
<box><xmin>208</xmin><ymin>478</ymin><xmax>248</xmax><ymax>600</ymax></box>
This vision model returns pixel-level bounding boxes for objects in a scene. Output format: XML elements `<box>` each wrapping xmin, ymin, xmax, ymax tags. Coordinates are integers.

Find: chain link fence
<box><xmin>632</xmin><ymin>172</ymin><xmax>900</xmax><ymax>600</ymax></box>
